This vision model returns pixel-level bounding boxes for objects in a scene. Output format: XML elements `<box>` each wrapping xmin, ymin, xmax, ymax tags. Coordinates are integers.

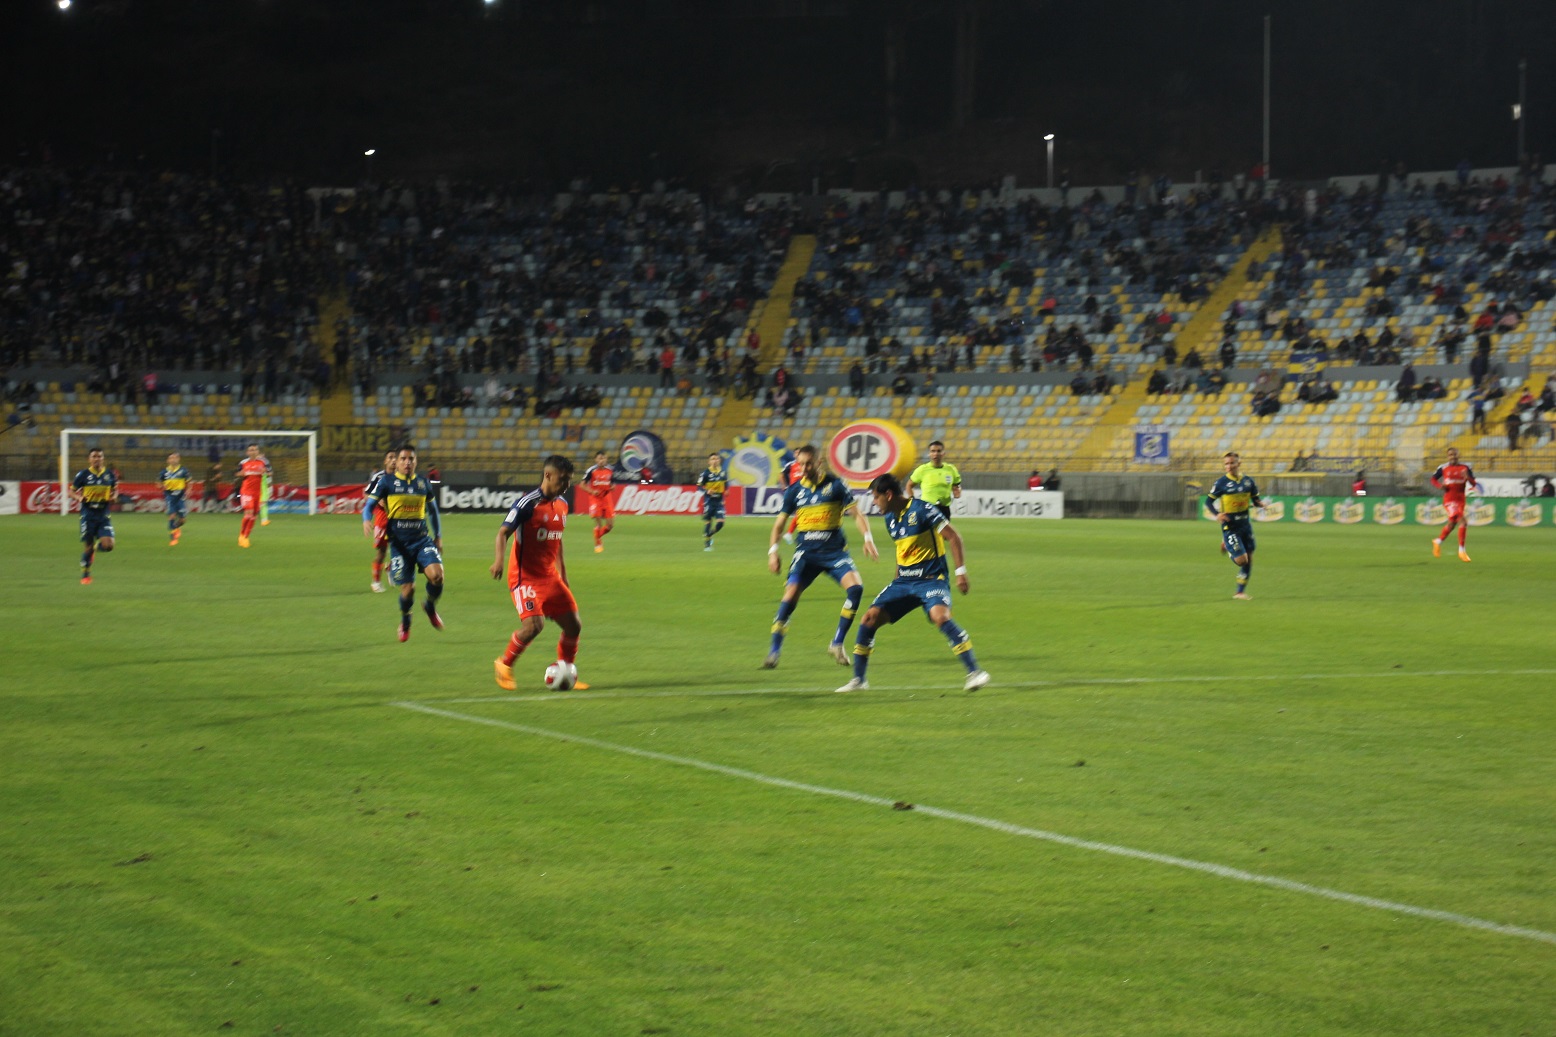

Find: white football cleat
<box><xmin>963</xmin><ymin>669</ymin><xmax>991</xmax><ymax>692</ymax></box>
<box><xmin>835</xmin><ymin>677</ymin><xmax>869</xmax><ymax>693</ymax></box>
<box><xmin>370</xmin><ymin>580</ymin><xmax>384</xmax><ymax>593</ymax></box>
<box><xmin>827</xmin><ymin>642</ymin><xmax>850</xmax><ymax>666</ymax></box>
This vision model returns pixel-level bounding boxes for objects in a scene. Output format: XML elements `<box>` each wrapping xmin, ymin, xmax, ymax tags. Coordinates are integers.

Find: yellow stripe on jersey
<box><xmin>793</xmin><ymin>500</ymin><xmax>845</xmax><ymax>532</ymax></box>
<box><xmin>385</xmin><ymin>494</ymin><xmax>426</xmax><ymax>521</ymax></box>
<box><xmin>163</xmin><ymin>477</ymin><xmax>187</xmax><ymax>493</ymax></box>
<box><xmin>1218</xmin><ymin>491</ymin><xmax>1252</xmax><ymax>514</ymax></box>
<box><xmin>894</xmin><ymin>527</ymin><xmax>944</xmax><ymax>568</ymax></box>
<box><xmin>80</xmin><ymin>485</ymin><xmax>114</xmax><ymax>503</ymax></box>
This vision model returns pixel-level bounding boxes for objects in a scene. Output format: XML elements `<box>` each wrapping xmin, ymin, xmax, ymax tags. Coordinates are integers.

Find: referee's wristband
<box><xmin>768</xmin><ymin>544</ymin><xmax>779</xmax><ymax>555</ymax></box>
<box><xmin>954</xmin><ymin>565</ymin><xmax>967</xmax><ymax>577</ymax></box>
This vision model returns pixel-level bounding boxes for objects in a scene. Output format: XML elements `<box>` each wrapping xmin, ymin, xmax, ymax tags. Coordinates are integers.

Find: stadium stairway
<box><xmin>1070</xmin><ymin>227</ymin><xmax>1285</xmax><ymax>464</ymax></box>
<box><xmin>710</xmin><ymin>233</ymin><xmax>818</xmax><ymax>444</ymax></box>
<box><xmin>317</xmin><ymin>293</ymin><xmax>356</xmax><ymax>440</ymax></box>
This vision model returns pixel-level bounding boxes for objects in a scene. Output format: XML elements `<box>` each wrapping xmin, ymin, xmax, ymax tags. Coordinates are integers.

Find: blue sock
<box><xmin>1237</xmin><ymin>558</ymin><xmax>1252</xmax><ymax>593</ymax></box>
<box><xmin>703</xmin><ymin>521</ymin><xmax>711</xmax><ymax>541</ymax></box>
<box><xmin>770</xmin><ymin>598</ymin><xmax>796</xmax><ymax>654</ymax></box>
<box><xmin>834</xmin><ymin>585</ymin><xmax>863</xmax><ymax>645</ymax></box>
<box><xmin>81</xmin><ymin>548</ymin><xmax>93</xmax><ymax>571</ymax></box>
<box><xmin>713</xmin><ymin>520</ymin><xmax>724</xmax><ymax>537</ymax></box>
<box><xmin>852</xmin><ymin>624</ymin><xmax>876</xmax><ymax>680</ymax></box>
<box><xmin>427</xmin><ymin>579</ymin><xmax>443</xmax><ymax>605</ymax></box>
<box><xmin>400</xmin><ymin>592</ymin><xmax>414</xmax><ymax>623</ymax></box>
<box><xmin>939</xmin><ymin>618</ymin><xmax>978</xmax><ymax>673</ymax></box>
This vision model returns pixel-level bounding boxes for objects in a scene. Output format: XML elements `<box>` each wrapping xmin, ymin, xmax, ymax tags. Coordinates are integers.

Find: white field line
<box><xmin>431</xmin><ymin>667</ymin><xmax>1556</xmax><ymax>705</ymax></box>
<box><xmin>392</xmin><ymin>700</ymin><xmax>1556</xmax><ymax>947</ymax></box>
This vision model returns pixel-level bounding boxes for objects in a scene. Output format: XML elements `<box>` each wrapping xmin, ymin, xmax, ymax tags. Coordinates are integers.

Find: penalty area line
<box><xmin>429</xmin><ymin>666</ymin><xmax>1556</xmax><ymax>705</ymax></box>
<box><xmin>392</xmin><ymin>699</ymin><xmax>1556</xmax><ymax>948</ymax></box>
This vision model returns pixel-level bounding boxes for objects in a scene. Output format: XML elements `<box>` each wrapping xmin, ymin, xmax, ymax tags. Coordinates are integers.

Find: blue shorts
<box><xmin>165</xmin><ymin>495</ymin><xmax>187</xmax><ymax>518</ymax></box>
<box><xmin>80</xmin><ymin>510</ymin><xmax>115</xmax><ymax>543</ymax></box>
<box><xmin>702</xmin><ymin>497</ymin><xmax>725</xmax><ymax>521</ymax></box>
<box><xmin>1221</xmin><ymin>521</ymin><xmax>1256</xmax><ymax>559</ymax></box>
<box><xmin>869</xmin><ymin>576</ymin><xmax>953</xmax><ymax>623</ymax></box>
<box><xmin>786</xmin><ymin>548</ymin><xmax>860</xmax><ymax>591</ymax></box>
<box><xmin>387</xmin><ymin>536</ymin><xmax>443</xmax><ymax>586</ymax></box>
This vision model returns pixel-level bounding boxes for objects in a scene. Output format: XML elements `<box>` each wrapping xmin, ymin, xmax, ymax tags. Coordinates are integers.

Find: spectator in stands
<box><xmin>1070</xmin><ymin>372</ymin><xmax>1090</xmax><ymax>396</ymax></box>
<box><xmin>1290</xmin><ymin>450</ymin><xmax>1311</xmax><ymax>472</ymax></box>
<box><xmin>1250</xmin><ymin>390</ymin><xmax>1280</xmax><ymax>417</ymax></box>
<box><xmin>1352</xmin><ymin>471</ymin><xmax>1368</xmax><ymax>496</ymax></box>
<box><xmin>1219</xmin><ymin>336</ymin><xmax>1237</xmax><ymax>369</ymax></box>
<box><xmin>1540</xmin><ymin>478</ymin><xmax>1555</xmax><ymax>498</ymax></box>
<box><xmin>848</xmin><ymin>362</ymin><xmax>866</xmax><ymax>397</ymax></box>
<box><xmin>1469</xmin><ymin>386</ymin><xmax>1489</xmax><ymax>432</ymax></box>
<box><xmin>1506</xmin><ymin>411</ymin><xmax>1522</xmax><ymax>451</ymax></box>
<box><xmin>1027</xmin><ymin>470</ymin><xmax>1044</xmax><ymax>491</ymax></box>
<box><xmin>919</xmin><ymin>373</ymin><xmax>937</xmax><ymax>397</ymax></box>
<box><xmin>1147</xmin><ymin>367</ymin><xmax>1169</xmax><ymax>394</ymax></box>
<box><xmin>658</xmin><ymin>344</ymin><xmax>676</xmax><ymax>388</ymax></box>
<box><xmin>1044</xmin><ymin>469</ymin><xmax>1062</xmax><ymax>491</ymax></box>
<box><xmin>1396</xmin><ymin>363</ymin><xmax>1418</xmax><ymax>403</ymax></box>
<box><xmin>891</xmin><ymin>373</ymin><xmax>913</xmax><ymax>397</ymax></box>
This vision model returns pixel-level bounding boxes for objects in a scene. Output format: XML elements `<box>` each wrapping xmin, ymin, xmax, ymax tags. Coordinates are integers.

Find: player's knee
<box><xmin>1232</xmin><ymin>553</ymin><xmax>1249</xmax><ymax>566</ymax></box>
<box><xmin>424</xmin><ymin>565</ymin><xmax>444</xmax><ymax>584</ymax></box>
<box><xmin>98</xmin><ymin>539</ymin><xmax>115</xmax><ymax>552</ymax></box>
<box><xmin>929</xmin><ymin>606</ymin><xmax>951</xmax><ymax>626</ymax></box>
<box><xmin>862</xmin><ymin>607</ymin><xmax>885</xmax><ymax>626</ymax></box>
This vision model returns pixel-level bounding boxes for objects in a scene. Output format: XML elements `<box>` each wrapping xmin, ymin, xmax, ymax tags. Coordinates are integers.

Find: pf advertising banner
<box><xmin>1204</xmin><ymin>495</ymin><xmax>1555</xmax><ymax>527</ymax></box>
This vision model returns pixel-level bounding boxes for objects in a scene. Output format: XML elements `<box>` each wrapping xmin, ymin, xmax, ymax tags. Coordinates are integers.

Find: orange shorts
<box><xmin>373</xmin><ymin>508</ymin><xmax>389</xmax><ymax>548</ymax></box>
<box><xmin>240</xmin><ymin>493</ymin><xmax>260</xmax><ymax>515</ymax></box>
<box><xmin>587</xmin><ymin>496</ymin><xmax>615</xmax><ymax>519</ymax></box>
<box><xmin>1443</xmin><ymin>500</ymin><xmax>1465</xmax><ymax>521</ymax></box>
<box><xmin>511</xmin><ymin>576</ymin><xmax>578</xmax><ymax>620</ymax></box>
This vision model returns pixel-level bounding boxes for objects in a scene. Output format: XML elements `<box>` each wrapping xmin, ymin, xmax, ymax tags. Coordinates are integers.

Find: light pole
<box><xmin>1517</xmin><ymin>58</ymin><xmax>1527</xmax><ymax>164</ymax></box>
<box><xmin>1044</xmin><ymin>134</ymin><xmax>1055</xmax><ymax>190</ymax></box>
<box><xmin>364</xmin><ymin>148</ymin><xmax>376</xmax><ymax>181</ymax></box>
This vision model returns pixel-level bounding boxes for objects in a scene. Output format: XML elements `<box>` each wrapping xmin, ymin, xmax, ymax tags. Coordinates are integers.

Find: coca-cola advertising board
<box><xmin>17</xmin><ymin>482</ymin><xmax>367</xmax><ymax>515</ymax></box>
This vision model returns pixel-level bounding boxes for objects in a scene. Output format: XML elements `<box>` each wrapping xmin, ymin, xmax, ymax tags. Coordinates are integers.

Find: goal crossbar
<box><xmin>59</xmin><ymin>428</ymin><xmax>319</xmax><ymax>516</ymax></box>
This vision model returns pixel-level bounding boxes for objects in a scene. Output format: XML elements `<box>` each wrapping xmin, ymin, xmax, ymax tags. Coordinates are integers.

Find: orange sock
<box><xmin>1458</xmin><ymin>527</ymin><xmax>1467</xmax><ymax>547</ymax></box>
<box><xmin>501</xmin><ymin>632</ymin><xmax>529</xmax><ymax>666</ymax></box>
<box><xmin>372</xmin><ymin>561</ymin><xmax>383</xmax><ymax>580</ymax></box>
<box><xmin>558</xmin><ymin>634</ymin><xmax>580</xmax><ymax>664</ymax></box>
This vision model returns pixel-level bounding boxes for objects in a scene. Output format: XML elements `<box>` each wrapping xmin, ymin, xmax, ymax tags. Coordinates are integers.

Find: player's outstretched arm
<box><xmin>942</xmin><ymin>522</ymin><xmax>970</xmax><ymax>594</ymax></box>
<box><xmin>767</xmin><ymin>512</ymin><xmax>789</xmax><ymax>573</ymax></box>
<box><xmin>849</xmin><ymin>506</ymin><xmax>879</xmax><ymax>561</ymax></box>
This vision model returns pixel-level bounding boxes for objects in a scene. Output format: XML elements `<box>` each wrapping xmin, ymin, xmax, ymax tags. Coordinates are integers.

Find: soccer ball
<box><xmin>544</xmin><ymin>661</ymin><xmax>577</xmax><ymax>691</ymax></box>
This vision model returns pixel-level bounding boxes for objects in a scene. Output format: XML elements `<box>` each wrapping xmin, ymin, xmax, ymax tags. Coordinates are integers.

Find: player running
<box><xmin>362</xmin><ymin>444</ymin><xmax>445</xmax><ymax>641</ymax></box>
<box><xmin>835</xmin><ymin>473</ymin><xmax>989</xmax><ymax>694</ymax></box>
<box><xmin>70</xmin><ymin>447</ymin><xmax>118</xmax><ymax>585</ymax></box>
<box><xmin>780</xmin><ymin>448</ymin><xmax>809</xmax><ymax>545</ymax></box>
<box><xmin>581</xmin><ymin>450</ymin><xmax>617</xmax><ymax>553</ymax></box>
<box><xmin>696</xmin><ymin>452</ymin><xmax>728</xmax><ymax>551</ymax></box>
<box><xmin>1431</xmin><ymin>446</ymin><xmax>1481</xmax><ymax>562</ymax></box>
<box><xmin>763</xmin><ymin>444</ymin><xmax>880</xmax><ymax>669</ymax></box>
<box><xmin>233</xmin><ymin>443</ymin><xmax>272</xmax><ymax>548</ymax></box>
<box><xmin>492</xmin><ymin>455</ymin><xmax>585</xmax><ymax>691</ymax></box>
<box><xmin>364</xmin><ymin>450</ymin><xmax>397</xmax><ymax>591</ymax></box>
<box><xmin>1206</xmin><ymin>451</ymin><xmax>1263</xmax><ymax>599</ymax></box>
<box><xmin>159</xmin><ymin>452</ymin><xmax>190</xmax><ymax>546</ymax></box>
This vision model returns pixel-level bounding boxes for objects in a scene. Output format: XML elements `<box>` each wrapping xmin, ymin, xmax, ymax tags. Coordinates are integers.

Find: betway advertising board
<box><xmin>434</xmin><ymin>484</ymin><xmax>752</xmax><ymax>515</ymax></box>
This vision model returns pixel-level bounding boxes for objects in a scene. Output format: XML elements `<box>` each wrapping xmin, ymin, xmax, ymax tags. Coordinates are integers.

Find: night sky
<box><xmin>3</xmin><ymin>0</ymin><xmax>1555</xmax><ymax>186</ymax></box>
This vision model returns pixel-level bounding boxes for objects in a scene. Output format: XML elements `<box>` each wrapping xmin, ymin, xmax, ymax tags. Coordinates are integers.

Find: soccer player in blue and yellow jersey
<box><xmin>70</xmin><ymin>447</ymin><xmax>118</xmax><ymax>584</ymax></box>
<box><xmin>763</xmin><ymin>444</ymin><xmax>880</xmax><ymax>669</ymax></box>
<box><xmin>1205</xmin><ymin>451</ymin><xmax>1263</xmax><ymax>599</ymax></box>
<box><xmin>696</xmin><ymin>452</ymin><xmax>728</xmax><ymax>551</ymax></box>
<box><xmin>159</xmin><ymin>452</ymin><xmax>190</xmax><ymax>546</ymax></box>
<box><xmin>362</xmin><ymin>444</ymin><xmax>445</xmax><ymax>642</ymax></box>
<box><xmin>836</xmin><ymin>473</ymin><xmax>990</xmax><ymax>693</ymax></box>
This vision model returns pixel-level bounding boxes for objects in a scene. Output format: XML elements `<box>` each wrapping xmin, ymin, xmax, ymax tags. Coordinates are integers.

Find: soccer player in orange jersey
<box><xmin>233</xmin><ymin>443</ymin><xmax>271</xmax><ymax>547</ymax></box>
<box><xmin>1431</xmin><ymin>446</ymin><xmax>1481</xmax><ymax>562</ymax></box>
<box><xmin>364</xmin><ymin>450</ymin><xmax>397</xmax><ymax>591</ymax></box>
<box><xmin>781</xmin><ymin>446</ymin><xmax>811</xmax><ymax>544</ymax></box>
<box><xmin>491</xmin><ymin>455</ymin><xmax>586</xmax><ymax>690</ymax></box>
<box><xmin>581</xmin><ymin>450</ymin><xmax>616</xmax><ymax>553</ymax></box>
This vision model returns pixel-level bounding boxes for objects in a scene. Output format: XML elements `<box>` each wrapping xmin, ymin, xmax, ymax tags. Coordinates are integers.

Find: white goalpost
<box><xmin>59</xmin><ymin>428</ymin><xmax>319</xmax><ymax>516</ymax></box>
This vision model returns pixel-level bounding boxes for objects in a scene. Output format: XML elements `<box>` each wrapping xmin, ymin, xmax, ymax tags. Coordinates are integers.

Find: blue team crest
<box><xmin>728</xmin><ymin>433</ymin><xmax>793</xmax><ymax>486</ymax></box>
<box><xmin>1134</xmin><ymin>426</ymin><xmax>1170</xmax><ymax>465</ymax></box>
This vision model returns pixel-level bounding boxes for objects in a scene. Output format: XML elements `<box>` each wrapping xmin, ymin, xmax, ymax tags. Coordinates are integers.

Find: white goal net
<box><xmin>58</xmin><ymin>428</ymin><xmax>319</xmax><ymax>516</ymax></box>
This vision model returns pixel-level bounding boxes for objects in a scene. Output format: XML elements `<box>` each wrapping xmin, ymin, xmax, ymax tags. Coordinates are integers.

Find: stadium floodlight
<box><xmin>59</xmin><ymin>428</ymin><xmax>319</xmax><ymax>516</ymax></box>
<box><xmin>364</xmin><ymin>149</ymin><xmax>376</xmax><ymax>156</ymax></box>
<box><xmin>57</xmin><ymin>0</ymin><xmax>71</xmax><ymax>10</ymax></box>
<box><xmin>1044</xmin><ymin>134</ymin><xmax>1055</xmax><ymax>189</ymax></box>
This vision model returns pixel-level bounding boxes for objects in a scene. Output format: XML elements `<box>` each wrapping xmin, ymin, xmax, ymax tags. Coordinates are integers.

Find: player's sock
<box><xmin>770</xmin><ymin>599</ymin><xmax>797</xmax><ymax>654</ymax></box>
<box><xmin>501</xmin><ymin>632</ymin><xmax>530</xmax><ymax>666</ymax></box>
<box><xmin>594</xmin><ymin>527</ymin><xmax>602</xmax><ymax>547</ymax></box>
<box><xmin>400</xmin><ymin>592</ymin><xmax>414</xmax><ymax>622</ymax></box>
<box><xmin>852</xmin><ymin>625</ymin><xmax>876</xmax><ymax>680</ymax></box>
<box><xmin>714</xmin><ymin>520</ymin><xmax>725</xmax><ymax>538</ymax></box>
<box><xmin>1439</xmin><ymin>522</ymin><xmax>1454</xmax><ymax>541</ymax></box>
<box><xmin>1237</xmin><ymin>557</ymin><xmax>1252</xmax><ymax>593</ymax></box>
<box><xmin>558</xmin><ymin>634</ymin><xmax>579</xmax><ymax>664</ymax></box>
<box><xmin>1458</xmin><ymin>526</ymin><xmax>1467</xmax><ymax>547</ymax></box>
<box><xmin>703</xmin><ymin>521</ymin><xmax>712</xmax><ymax>543</ymax></box>
<box><xmin>834</xmin><ymin>585</ymin><xmax>863</xmax><ymax>644</ymax></box>
<box><xmin>938</xmin><ymin>619</ymin><xmax>979</xmax><ymax>673</ymax></box>
<box><xmin>372</xmin><ymin>560</ymin><xmax>383</xmax><ymax>582</ymax></box>
<box><xmin>426</xmin><ymin>579</ymin><xmax>443</xmax><ymax>605</ymax></box>
<box><xmin>81</xmin><ymin>547</ymin><xmax>94</xmax><ymax>572</ymax></box>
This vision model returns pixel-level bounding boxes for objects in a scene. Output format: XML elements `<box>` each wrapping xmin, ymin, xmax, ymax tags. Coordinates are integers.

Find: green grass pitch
<box><xmin>2</xmin><ymin>511</ymin><xmax>1554</xmax><ymax>1036</ymax></box>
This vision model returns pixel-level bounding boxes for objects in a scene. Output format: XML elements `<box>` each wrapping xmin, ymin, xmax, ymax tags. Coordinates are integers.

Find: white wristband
<box><xmin>768</xmin><ymin>544</ymin><xmax>779</xmax><ymax>555</ymax></box>
<box><xmin>954</xmin><ymin>565</ymin><xmax>967</xmax><ymax>577</ymax></box>
<box><xmin>864</xmin><ymin>533</ymin><xmax>875</xmax><ymax>542</ymax></box>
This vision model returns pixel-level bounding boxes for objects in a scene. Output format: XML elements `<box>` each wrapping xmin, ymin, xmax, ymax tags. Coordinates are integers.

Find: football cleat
<box><xmin>1233</xmin><ymin>592</ymin><xmax>1252</xmax><ymax>600</ymax></box>
<box><xmin>703</xmin><ymin>543</ymin><xmax>714</xmax><ymax>552</ymax></box>
<box><xmin>260</xmin><ymin>519</ymin><xmax>270</xmax><ymax>526</ymax></box>
<box><xmin>80</xmin><ymin>574</ymin><xmax>92</xmax><ymax>585</ymax></box>
<box><xmin>397</xmin><ymin>619</ymin><xmax>411</xmax><ymax>643</ymax></box>
<box><xmin>1431</xmin><ymin>538</ymin><xmax>1442</xmax><ymax>558</ymax></box>
<box><xmin>493</xmin><ymin>658</ymin><xmax>516</xmax><ymax>691</ymax></box>
<box><xmin>835</xmin><ymin>678</ymin><xmax>869</xmax><ymax>693</ymax></box>
<box><xmin>370</xmin><ymin>581</ymin><xmax>384</xmax><ymax>593</ymax></box>
<box><xmin>424</xmin><ymin>602</ymin><xmax>444</xmax><ymax>631</ymax></box>
<box><xmin>762</xmin><ymin>651</ymin><xmax>780</xmax><ymax>669</ymax></box>
<box><xmin>594</xmin><ymin>544</ymin><xmax>604</xmax><ymax>553</ymax></box>
<box><xmin>963</xmin><ymin>669</ymin><xmax>991</xmax><ymax>692</ymax></box>
<box><xmin>1458</xmin><ymin>549</ymin><xmax>1471</xmax><ymax>562</ymax></box>
<box><xmin>827</xmin><ymin>642</ymin><xmax>850</xmax><ymax>666</ymax></box>
<box><xmin>238</xmin><ymin>535</ymin><xmax>250</xmax><ymax>548</ymax></box>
